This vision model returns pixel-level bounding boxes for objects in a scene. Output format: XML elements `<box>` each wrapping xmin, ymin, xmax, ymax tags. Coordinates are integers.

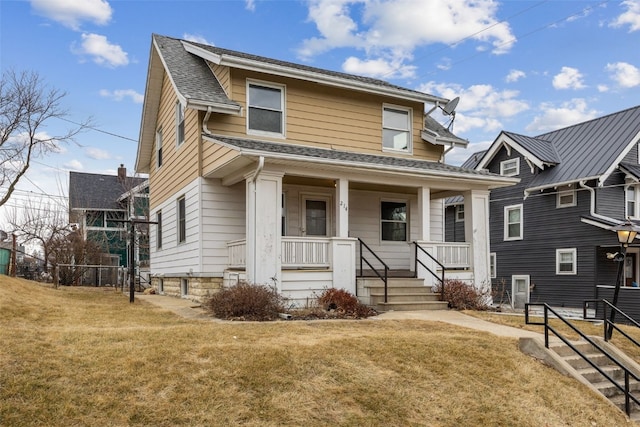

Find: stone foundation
<box><xmin>151</xmin><ymin>276</ymin><xmax>223</xmax><ymax>303</ymax></box>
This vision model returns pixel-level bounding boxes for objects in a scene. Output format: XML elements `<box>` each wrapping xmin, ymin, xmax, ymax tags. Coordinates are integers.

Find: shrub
<box><xmin>435</xmin><ymin>279</ymin><xmax>491</xmax><ymax>311</ymax></box>
<box><xmin>205</xmin><ymin>281</ymin><xmax>284</xmax><ymax>321</ymax></box>
<box><xmin>315</xmin><ymin>288</ymin><xmax>377</xmax><ymax>318</ymax></box>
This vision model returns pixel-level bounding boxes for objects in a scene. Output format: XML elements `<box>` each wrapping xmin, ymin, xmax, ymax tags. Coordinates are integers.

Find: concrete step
<box><xmin>549</xmin><ymin>341</ymin><xmax>596</xmax><ymax>357</ymax></box>
<box><xmin>376</xmin><ymin>301</ymin><xmax>449</xmax><ymax>312</ymax></box>
<box><xmin>593</xmin><ymin>379</ymin><xmax>640</xmax><ymax>398</ymax></box>
<box><xmin>368</xmin><ymin>285</ymin><xmax>435</xmax><ymax>295</ymax></box>
<box><xmin>577</xmin><ymin>365</ymin><xmax>626</xmax><ymax>383</ymax></box>
<box><xmin>609</xmin><ymin>393</ymin><xmax>640</xmax><ymax>415</ymax></box>
<box><xmin>563</xmin><ymin>353</ymin><xmax>612</xmax><ymax>370</ymax></box>
<box><xmin>359</xmin><ymin>277</ymin><xmax>427</xmax><ymax>288</ymax></box>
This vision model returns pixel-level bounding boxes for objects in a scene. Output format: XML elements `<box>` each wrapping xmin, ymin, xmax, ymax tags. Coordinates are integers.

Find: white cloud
<box><xmin>446</xmin><ymin>140</ymin><xmax>494</xmax><ymax>166</ymax></box>
<box><xmin>183</xmin><ymin>33</ymin><xmax>215</xmax><ymax>46</ymax></box>
<box><xmin>85</xmin><ymin>147</ymin><xmax>111</xmax><ymax>160</ymax></box>
<box><xmin>74</xmin><ymin>33</ymin><xmax>128</xmax><ymax>67</ymax></box>
<box><xmin>30</xmin><ymin>0</ymin><xmax>112</xmax><ymax>30</ymax></box>
<box><xmin>99</xmin><ymin>89</ymin><xmax>144</xmax><ymax>104</ymax></box>
<box><xmin>245</xmin><ymin>0</ymin><xmax>256</xmax><ymax>11</ymax></box>
<box><xmin>505</xmin><ymin>69</ymin><xmax>526</xmax><ymax>83</ymax></box>
<box><xmin>598</xmin><ymin>84</ymin><xmax>609</xmax><ymax>92</ymax></box>
<box><xmin>606</xmin><ymin>62</ymin><xmax>640</xmax><ymax>88</ymax></box>
<box><xmin>419</xmin><ymin>81</ymin><xmax>529</xmax><ymax>135</ymax></box>
<box><xmin>298</xmin><ymin>0</ymin><xmax>515</xmax><ymax>74</ymax></box>
<box><xmin>552</xmin><ymin>66</ymin><xmax>586</xmax><ymax>90</ymax></box>
<box><xmin>610</xmin><ymin>0</ymin><xmax>640</xmax><ymax>32</ymax></box>
<box><xmin>525</xmin><ymin>99</ymin><xmax>599</xmax><ymax>134</ymax></box>
<box><xmin>342</xmin><ymin>56</ymin><xmax>416</xmax><ymax>79</ymax></box>
<box><xmin>64</xmin><ymin>159</ymin><xmax>84</xmax><ymax>170</ymax></box>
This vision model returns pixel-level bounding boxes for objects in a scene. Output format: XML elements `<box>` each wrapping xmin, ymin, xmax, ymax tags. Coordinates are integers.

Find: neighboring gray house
<box><xmin>69</xmin><ymin>165</ymin><xmax>149</xmax><ymax>283</ymax></box>
<box><xmin>448</xmin><ymin>105</ymin><xmax>640</xmax><ymax>312</ymax></box>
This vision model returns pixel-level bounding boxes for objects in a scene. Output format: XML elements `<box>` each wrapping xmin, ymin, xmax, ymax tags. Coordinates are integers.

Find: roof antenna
<box><xmin>439</xmin><ymin>96</ymin><xmax>459</xmax><ymax>131</ymax></box>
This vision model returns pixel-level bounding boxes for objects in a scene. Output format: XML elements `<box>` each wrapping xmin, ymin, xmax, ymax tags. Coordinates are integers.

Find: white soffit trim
<box><xmin>524</xmin><ymin>176</ymin><xmax>601</xmax><ymax>198</ymax></box>
<box><xmin>581</xmin><ymin>216</ymin><xmax>621</xmax><ymax>231</ymax></box>
<box><xmin>182</xmin><ymin>41</ymin><xmax>446</xmax><ymax>105</ymax></box>
<box><xmin>203</xmin><ymin>135</ymin><xmax>518</xmax><ymax>186</ymax></box>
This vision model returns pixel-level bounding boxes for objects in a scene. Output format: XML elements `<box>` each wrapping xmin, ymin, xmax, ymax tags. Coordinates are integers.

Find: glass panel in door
<box><xmin>305</xmin><ymin>200</ymin><xmax>327</xmax><ymax>236</ymax></box>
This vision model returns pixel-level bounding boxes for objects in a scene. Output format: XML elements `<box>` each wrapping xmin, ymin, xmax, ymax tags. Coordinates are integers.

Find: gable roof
<box><xmin>69</xmin><ymin>171</ymin><xmax>147</xmax><ymax>211</ymax></box>
<box><xmin>136</xmin><ymin>34</ymin><xmax>462</xmax><ymax>173</ymax></box>
<box><xmin>476</xmin><ymin>105</ymin><xmax>640</xmax><ymax>193</ymax></box>
<box><xmin>444</xmin><ymin>150</ymin><xmax>487</xmax><ymax>206</ymax></box>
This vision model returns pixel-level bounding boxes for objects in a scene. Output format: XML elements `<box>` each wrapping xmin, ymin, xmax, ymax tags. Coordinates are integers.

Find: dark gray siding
<box><xmin>487</xmin><ymin>146</ymin><xmax>621</xmax><ymax>308</ymax></box>
<box><xmin>596</xmin><ymin>171</ymin><xmax>626</xmax><ymax>218</ymax></box>
<box><xmin>444</xmin><ymin>205</ymin><xmax>466</xmax><ymax>242</ymax></box>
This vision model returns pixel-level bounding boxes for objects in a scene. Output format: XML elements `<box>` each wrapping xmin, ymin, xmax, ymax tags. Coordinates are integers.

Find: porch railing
<box><xmin>435</xmin><ymin>242</ymin><xmax>470</xmax><ymax>269</ymax></box>
<box><xmin>227</xmin><ymin>237</ymin><xmax>330</xmax><ymax>269</ymax></box>
<box><xmin>282</xmin><ymin>237</ymin><xmax>330</xmax><ymax>268</ymax></box>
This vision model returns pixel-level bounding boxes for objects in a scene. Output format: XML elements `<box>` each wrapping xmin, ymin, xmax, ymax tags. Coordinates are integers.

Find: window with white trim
<box><xmin>156</xmin><ymin>127</ymin><xmax>163</xmax><ymax>169</ymax></box>
<box><xmin>490</xmin><ymin>253</ymin><xmax>496</xmax><ymax>279</ymax></box>
<box><xmin>556</xmin><ymin>248</ymin><xmax>577</xmax><ymax>275</ymax></box>
<box><xmin>381</xmin><ymin>201</ymin><xmax>407</xmax><ymax>241</ymax></box>
<box><xmin>176</xmin><ymin>102</ymin><xmax>185</xmax><ymax>146</ymax></box>
<box><xmin>455</xmin><ymin>205</ymin><xmax>464</xmax><ymax>222</ymax></box>
<box><xmin>504</xmin><ymin>204</ymin><xmax>523</xmax><ymax>241</ymax></box>
<box><xmin>383</xmin><ymin>106</ymin><xmax>411</xmax><ymax>153</ymax></box>
<box><xmin>248</xmin><ymin>82</ymin><xmax>284</xmax><ymax>136</ymax></box>
<box><xmin>627</xmin><ymin>185</ymin><xmax>639</xmax><ymax>218</ymax></box>
<box><xmin>177</xmin><ymin>196</ymin><xmax>186</xmax><ymax>243</ymax></box>
<box><xmin>156</xmin><ymin>211</ymin><xmax>162</xmax><ymax>249</ymax></box>
<box><xmin>500</xmin><ymin>158</ymin><xmax>519</xmax><ymax>176</ymax></box>
<box><xmin>557</xmin><ymin>190</ymin><xmax>576</xmax><ymax>208</ymax></box>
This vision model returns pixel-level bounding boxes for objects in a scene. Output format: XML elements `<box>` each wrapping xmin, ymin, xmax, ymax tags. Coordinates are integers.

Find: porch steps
<box><xmin>548</xmin><ymin>341</ymin><xmax>640</xmax><ymax>421</ymax></box>
<box><xmin>359</xmin><ymin>277</ymin><xmax>448</xmax><ymax>312</ymax></box>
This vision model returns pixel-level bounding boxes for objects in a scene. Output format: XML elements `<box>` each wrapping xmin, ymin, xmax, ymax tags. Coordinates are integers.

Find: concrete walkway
<box><xmin>135</xmin><ymin>293</ymin><xmax>544</xmax><ymax>338</ymax></box>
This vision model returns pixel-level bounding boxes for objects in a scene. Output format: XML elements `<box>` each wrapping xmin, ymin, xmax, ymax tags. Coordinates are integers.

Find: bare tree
<box><xmin>7</xmin><ymin>198</ymin><xmax>72</xmax><ymax>274</ymax></box>
<box><xmin>0</xmin><ymin>69</ymin><xmax>87</xmax><ymax>207</ymax></box>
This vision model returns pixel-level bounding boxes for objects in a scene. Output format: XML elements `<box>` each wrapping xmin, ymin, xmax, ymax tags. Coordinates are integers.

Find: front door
<box><xmin>302</xmin><ymin>196</ymin><xmax>330</xmax><ymax>236</ymax></box>
<box><xmin>512</xmin><ymin>275</ymin><xmax>530</xmax><ymax>309</ymax></box>
<box><xmin>625</xmin><ymin>253</ymin><xmax>637</xmax><ymax>287</ymax></box>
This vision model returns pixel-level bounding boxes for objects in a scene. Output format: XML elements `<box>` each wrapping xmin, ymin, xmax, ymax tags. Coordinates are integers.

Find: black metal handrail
<box><xmin>584</xmin><ymin>299</ymin><xmax>640</xmax><ymax>346</ymax></box>
<box><xmin>526</xmin><ymin>303</ymin><xmax>640</xmax><ymax>416</ymax></box>
<box><xmin>413</xmin><ymin>242</ymin><xmax>445</xmax><ymax>301</ymax></box>
<box><xmin>357</xmin><ymin>238</ymin><xmax>389</xmax><ymax>303</ymax></box>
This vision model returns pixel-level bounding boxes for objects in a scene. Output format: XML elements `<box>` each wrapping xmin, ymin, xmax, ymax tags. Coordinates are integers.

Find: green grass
<box><xmin>0</xmin><ymin>277</ymin><xmax>633</xmax><ymax>426</ymax></box>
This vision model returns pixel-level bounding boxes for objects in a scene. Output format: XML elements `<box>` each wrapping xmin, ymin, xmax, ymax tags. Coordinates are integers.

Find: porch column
<box><xmin>335</xmin><ymin>178</ymin><xmax>349</xmax><ymax>238</ymax></box>
<box><xmin>246</xmin><ymin>170</ymin><xmax>283</xmax><ymax>291</ymax></box>
<box><xmin>464</xmin><ymin>190</ymin><xmax>491</xmax><ymax>291</ymax></box>
<box><xmin>417</xmin><ymin>186</ymin><xmax>431</xmax><ymax>241</ymax></box>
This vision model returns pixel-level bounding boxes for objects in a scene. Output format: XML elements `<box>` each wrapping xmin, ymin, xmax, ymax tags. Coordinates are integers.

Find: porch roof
<box><xmin>203</xmin><ymin>134</ymin><xmax>517</xmax><ymax>188</ymax></box>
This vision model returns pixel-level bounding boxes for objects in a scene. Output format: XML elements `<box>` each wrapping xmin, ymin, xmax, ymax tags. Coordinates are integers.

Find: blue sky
<box><xmin>1</xmin><ymin>0</ymin><xmax>640</xmax><ymax>227</ymax></box>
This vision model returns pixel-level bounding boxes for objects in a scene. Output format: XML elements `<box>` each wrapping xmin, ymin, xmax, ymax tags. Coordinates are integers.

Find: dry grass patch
<box><xmin>0</xmin><ymin>277</ymin><xmax>632</xmax><ymax>426</ymax></box>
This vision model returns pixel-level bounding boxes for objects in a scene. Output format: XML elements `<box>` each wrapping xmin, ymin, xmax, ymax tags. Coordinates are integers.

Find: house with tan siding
<box><xmin>135</xmin><ymin>34</ymin><xmax>517</xmax><ymax>308</ymax></box>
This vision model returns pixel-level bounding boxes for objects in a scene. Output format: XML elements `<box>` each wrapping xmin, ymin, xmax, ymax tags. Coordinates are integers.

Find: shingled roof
<box><xmin>69</xmin><ymin>170</ymin><xmax>146</xmax><ymax>211</ymax></box>
<box><xmin>477</xmin><ymin>105</ymin><xmax>640</xmax><ymax>191</ymax></box>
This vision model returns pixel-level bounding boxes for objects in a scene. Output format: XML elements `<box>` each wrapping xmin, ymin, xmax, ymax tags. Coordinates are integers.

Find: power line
<box><xmin>57</xmin><ymin>117</ymin><xmax>139</xmax><ymax>143</ymax></box>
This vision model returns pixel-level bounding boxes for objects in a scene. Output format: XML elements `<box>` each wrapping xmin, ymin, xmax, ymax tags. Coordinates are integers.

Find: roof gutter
<box><xmin>579</xmin><ymin>180</ymin><xmax>622</xmax><ymax>224</ymax></box>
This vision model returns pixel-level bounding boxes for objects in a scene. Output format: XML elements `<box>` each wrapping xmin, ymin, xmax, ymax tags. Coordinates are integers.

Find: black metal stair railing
<box><xmin>526</xmin><ymin>302</ymin><xmax>640</xmax><ymax>416</ymax></box>
<box><xmin>356</xmin><ymin>238</ymin><xmax>389</xmax><ymax>303</ymax></box>
<box><xmin>584</xmin><ymin>299</ymin><xmax>640</xmax><ymax>346</ymax></box>
<box><xmin>413</xmin><ymin>242</ymin><xmax>445</xmax><ymax>301</ymax></box>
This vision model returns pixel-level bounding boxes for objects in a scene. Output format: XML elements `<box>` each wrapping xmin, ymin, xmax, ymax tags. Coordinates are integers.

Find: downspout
<box><xmin>579</xmin><ymin>180</ymin><xmax>621</xmax><ymax>223</ymax></box>
<box><xmin>202</xmin><ymin>107</ymin><xmax>213</xmax><ymax>136</ymax></box>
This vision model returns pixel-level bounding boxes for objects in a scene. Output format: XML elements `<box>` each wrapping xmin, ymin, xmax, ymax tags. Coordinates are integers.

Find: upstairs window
<box><xmin>176</xmin><ymin>102</ymin><xmax>185</xmax><ymax>146</ymax></box>
<box><xmin>381</xmin><ymin>201</ymin><xmax>407</xmax><ymax>241</ymax></box>
<box><xmin>557</xmin><ymin>190</ymin><xmax>576</xmax><ymax>208</ymax></box>
<box><xmin>383</xmin><ymin>106</ymin><xmax>411</xmax><ymax>153</ymax></box>
<box><xmin>156</xmin><ymin>127</ymin><xmax>163</xmax><ymax>169</ymax></box>
<box><xmin>504</xmin><ymin>204</ymin><xmax>523</xmax><ymax>241</ymax></box>
<box><xmin>627</xmin><ymin>185</ymin><xmax>639</xmax><ymax>218</ymax></box>
<box><xmin>248</xmin><ymin>82</ymin><xmax>284</xmax><ymax>136</ymax></box>
<box><xmin>500</xmin><ymin>158</ymin><xmax>519</xmax><ymax>176</ymax></box>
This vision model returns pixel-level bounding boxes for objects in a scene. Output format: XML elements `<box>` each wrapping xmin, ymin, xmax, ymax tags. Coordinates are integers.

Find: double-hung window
<box><xmin>627</xmin><ymin>185</ymin><xmax>638</xmax><ymax>218</ymax></box>
<box><xmin>383</xmin><ymin>106</ymin><xmax>411</xmax><ymax>152</ymax></box>
<box><xmin>177</xmin><ymin>196</ymin><xmax>186</xmax><ymax>243</ymax></box>
<box><xmin>455</xmin><ymin>205</ymin><xmax>465</xmax><ymax>222</ymax></box>
<box><xmin>176</xmin><ymin>102</ymin><xmax>185</xmax><ymax>146</ymax></box>
<box><xmin>381</xmin><ymin>201</ymin><xmax>407</xmax><ymax>241</ymax></box>
<box><xmin>504</xmin><ymin>204</ymin><xmax>523</xmax><ymax>241</ymax></box>
<box><xmin>556</xmin><ymin>248</ymin><xmax>577</xmax><ymax>275</ymax></box>
<box><xmin>156</xmin><ymin>211</ymin><xmax>162</xmax><ymax>249</ymax></box>
<box><xmin>156</xmin><ymin>127</ymin><xmax>163</xmax><ymax>169</ymax></box>
<box><xmin>500</xmin><ymin>158</ymin><xmax>519</xmax><ymax>176</ymax></box>
<box><xmin>248</xmin><ymin>82</ymin><xmax>284</xmax><ymax>136</ymax></box>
